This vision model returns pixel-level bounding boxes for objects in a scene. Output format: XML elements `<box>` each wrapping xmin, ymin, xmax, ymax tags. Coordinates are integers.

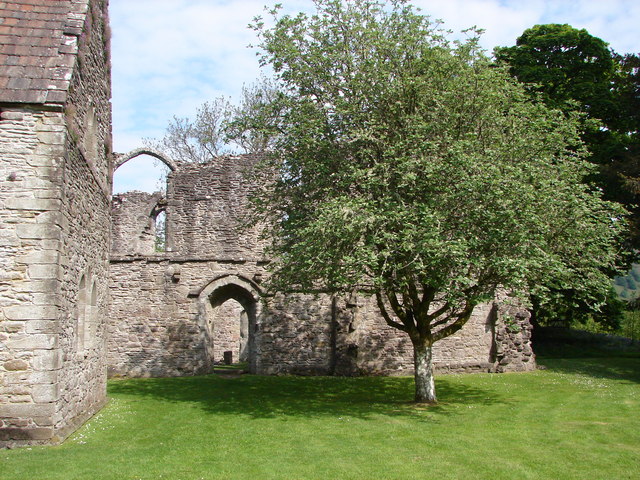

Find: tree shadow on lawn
<box><xmin>537</xmin><ymin>356</ymin><xmax>640</xmax><ymax>384</ymax></box>
<box><xmin>108</xmin><ymin>374</ymin><xmax>509</xmax><ymax>421</ymax></box>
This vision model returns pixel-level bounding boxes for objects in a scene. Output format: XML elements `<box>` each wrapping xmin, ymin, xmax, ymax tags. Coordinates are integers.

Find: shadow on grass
<box><xmin>537</xmin><ymin>356</ymin><xmax>640</xmax><ymax>384</ymax></box>
<box><xmin>108</xmin><ymin>374</ymin><xmax>507</xmax><ymax>420</ymax></box>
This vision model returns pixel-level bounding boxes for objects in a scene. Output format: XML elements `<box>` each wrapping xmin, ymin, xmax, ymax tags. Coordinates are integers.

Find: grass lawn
<box><xmin>2</xmin><ymin>356</ymin><xmax>638</xmax><ymax>480</ymax></box>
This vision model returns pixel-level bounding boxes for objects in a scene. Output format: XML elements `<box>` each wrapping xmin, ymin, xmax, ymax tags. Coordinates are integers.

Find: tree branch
<box><xmin>375</xmin><ymin>291</ymin><xmax>407</xmax><ymax>332</ymax></box>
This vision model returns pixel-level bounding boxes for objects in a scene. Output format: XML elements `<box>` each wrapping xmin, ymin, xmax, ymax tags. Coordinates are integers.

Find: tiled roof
<box><xmin>0</xmin><ymin>0</ymin><xmax>89</xmax><ymax>106</ymax></box>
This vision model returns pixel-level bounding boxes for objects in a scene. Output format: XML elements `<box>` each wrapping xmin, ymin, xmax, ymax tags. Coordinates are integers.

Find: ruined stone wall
<box><xmin>54</xmin><ymin>0</ymin><xmax>112</xmax><ymax>443</ymax></box>
<box><xmin>0</xmin><ymin>0</ymin><xmax>112</xmax><ymax>447</ymax></box>
<box><xmin>492</xmin><ymin>297</ymin><xmax>536</xmax><ymax>372</ymax></box>
<box><xmin>108</xmin><ymin>257</ymin><xmax>335</xmax><ymax>377</ymax></box>
<box><xmin>0</xmin><ymin>107</ymin><xmax>67</xmax><ymax>444</ymax></box>
<box><xmin>166</xmin><ymin>156</ymin><xmax>267</xmax><ymax>258</ymax></box>
<box><xmin>108</xmin><ymin>257</ymin><xmax>269</xmax><ymax>377</ymax></box>
<box><xmin>108</xmin><ymin>150</ymin><xmax>535</xmax><ymax>380</ymax></box>
<box><xmin>111</xmin><ymin>191</ymin><xmax>164</xmax><ymax>255</ymax></box>
<box><xmin>332</xmin><ymin>296</ymin><xmax>530</xmax><ymax>376</ymax></box>
<box><xmin>108</xmin><ymin>255</ymin><xmax>534</xmax><ymax>378</ymax></box>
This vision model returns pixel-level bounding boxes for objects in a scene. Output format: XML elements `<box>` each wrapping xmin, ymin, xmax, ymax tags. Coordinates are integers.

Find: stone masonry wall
<box><xmin>0</xmin><ymin>0</ymin><xmax>112</xmax><ymax>447</ymax></box>
<box><xmin>332</xmin><ymin>295</ymin><xmax>498</xmax><ymax>376</ymax></box>
<box><xmin>108</xmin><ymin>257</ymin><xmax>269</xmax><ymax>377</ymax></box>
<box><xmin>109</xmin><ymin>150</ymin><xmax>535</xmax><ymax>380</ymax></box>
<box><xmin>53</xmin><ymin>0</ymin><xmax>112</xmax><ymax>444</ymax></box>
<box><xmin>0</xmin><ymin>107</ymin><xmax>67</xmax><ymax>445</ymax></box>
<box><xmin>108</xmin><ymin>255</ymin><xmax>534</xmax><ymax>378</ymax></box>
<box><xmin>166</xmin><ymin>156</ymin><xmax>267</xmax><ymax>258</ymax></box>
<box><xmin>111</xmin><ymin>191</ymin><xmax>164</xmax><ymax>255</ymax></box>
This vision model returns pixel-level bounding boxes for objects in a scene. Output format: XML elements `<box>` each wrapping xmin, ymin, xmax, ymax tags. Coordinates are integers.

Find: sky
<box><xmin>110</xmin><ymin>0</ymin><xmax>640</xmax><ymax>193</ymax></box>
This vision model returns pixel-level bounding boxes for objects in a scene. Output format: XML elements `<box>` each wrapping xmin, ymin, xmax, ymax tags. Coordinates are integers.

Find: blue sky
<box><xmin>110</xmin><ymin>0</ymin><xmax>640</xmax><ymax>193</ymax></box>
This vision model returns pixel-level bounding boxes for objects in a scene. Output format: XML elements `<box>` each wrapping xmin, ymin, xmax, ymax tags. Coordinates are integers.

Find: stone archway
<box><xmin>113</xmin><ymin>147</ymin><xmax>179</xmax><ymax>172</ymax></box>
<box><xmin>197</xmin><ymin>275</ymin><xmax>262</xmax><ymax>373</ymax></box>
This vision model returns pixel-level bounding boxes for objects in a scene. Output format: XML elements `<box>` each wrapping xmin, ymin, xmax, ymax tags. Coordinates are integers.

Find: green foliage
<box><xmin>532</xmin><ymin>286</ymin><xmax>625</xmax><ymax>331</ymax></box>
<box><xmin>494</xmin><ymin>24</ymin><xmax>616</xmax><ymax>119</ymax></box>
<box><xmin>495</xmin><ymin>24</ymin><xmax>640</xmax><ymax>327</ymax></box>
<box><xmin>495</xmin><ymin>25</ymin><xmax>640</xmax><ymax>248</ymax></box>
<box><xmin>247</xmin><ymin>0</ymin><xmax>626</xmax><ymax>381</ymax></box>
<box><xmin>621</xmin><ymin>309</ymin><xmax>640</xmax><ymax>340</ymax></box>
<box><xmin>3</xmin><ymin>361</ymin><xmax>640</xmax><ymax>480</ymax></box>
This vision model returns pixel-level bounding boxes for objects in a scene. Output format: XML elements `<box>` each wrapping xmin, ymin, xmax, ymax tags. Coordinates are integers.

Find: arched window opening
<box><xmin>113</xmin><ymin>153</ymin><xmax>169</xmax><ymax>194</ymax></box>
<box><xmin>153</xmin><ymin>209</ymin><xmax>166</xmax><ymax>253</ymax></box>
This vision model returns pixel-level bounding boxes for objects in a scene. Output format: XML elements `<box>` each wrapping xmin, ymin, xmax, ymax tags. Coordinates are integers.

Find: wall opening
<box><xmin>77</xmin><ymin>274</ymin><xmax>87</xmax><ymax>351</ymax></box>
<box><xmin>207</xmin><ymin>282</ymin><xmax>257</xmax><ymax>367</ymax></box>
<box><xmin>152</xmin><ymin>207</ymin><xmax>166</xmax><ymax>253</ymax></box>
<box><xmin>112</xmin><ymin>153</ymin><xmax>169</xmax><ymax>194</ymax></box>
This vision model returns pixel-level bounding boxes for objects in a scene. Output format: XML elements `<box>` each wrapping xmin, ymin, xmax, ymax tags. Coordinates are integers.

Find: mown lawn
<box><xmin>2</xmin><ymin>356</ymin><xmax>638</xmax><ymax>480</ymax></box>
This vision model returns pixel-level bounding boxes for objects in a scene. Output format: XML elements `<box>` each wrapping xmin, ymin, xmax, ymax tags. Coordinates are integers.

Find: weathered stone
<box><xmin>4</xmin><ymin>359</ymin><xmax>29</xmax><ymax>371</ymax></box>
<box><xmin>4</xmin><ymin>305</ymin><xmax>58</xmax><ymax>321</ymax></box>
<box><xmin>1</xmin><ymin>0</ymin><xmax>111</xmax><ymax>448</ymax></box>
<box><xmin>15</xmin><ymin>224</ymin><xmax>61</xmax><ymax>240</ymax></box>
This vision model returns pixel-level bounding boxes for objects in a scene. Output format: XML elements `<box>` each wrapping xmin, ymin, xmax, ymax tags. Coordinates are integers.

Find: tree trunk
<box><xmin>413</xmin><ymin>342</ymin><xmax>437</xmax><ymax>404</ymax></box>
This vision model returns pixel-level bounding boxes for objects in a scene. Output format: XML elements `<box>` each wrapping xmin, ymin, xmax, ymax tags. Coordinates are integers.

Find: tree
<box><xmin>145</xmin><ymin>78</ymin><xmax>280</xmax><ymax>164</ymax></box>
<box><xmin>494</xmin><ymin>24</ymin><xmax>616</xmax><ymax>121</ymax></box>
<box><xmin>495</xmin><ymin>25</ymin><xmax>639</xmax><ymax>327</ymax></box>
<box><xmin>145</xmin><ymin>96</ymin><xmax>234</xmax><ymax>164</ymax></box>
<box><xmin>247</xmin><ymin>0</ymin><xmax>627</xmax><ymax>403</ymax></box>
<box><xmin>495</xmin><ymin>26</ymin><xmax>640</xmax><ymax>244</ymax></box>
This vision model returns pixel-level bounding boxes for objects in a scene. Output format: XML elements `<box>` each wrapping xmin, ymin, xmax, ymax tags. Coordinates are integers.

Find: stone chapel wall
<box><xmin>54</xmin><ymin>0</ymin><xmax>112</xmax><ymax>441</ymax></box>
<box><xmin>0</xmin><ymin>0</ymin><xmax>112</xmax><ymax>447</ymax></box>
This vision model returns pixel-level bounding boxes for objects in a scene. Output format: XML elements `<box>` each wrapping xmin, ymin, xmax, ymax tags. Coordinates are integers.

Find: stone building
<box><xmin>0</xmin><ymin>0</ymin><xmax>112</xmax><ymax>446</ymax></box>
<box><xmin>109</xmin><ymin>153</ymin><xmax>536</xmax><ymax>379</ymax></box>
<box><xmin>1</xmin><ymin>0</ymin><xmax>535</xmax><ymax>448</ymax></box>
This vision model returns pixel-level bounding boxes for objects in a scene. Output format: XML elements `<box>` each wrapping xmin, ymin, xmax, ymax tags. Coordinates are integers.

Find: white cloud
<box><xmin>110</xmin><ymin>0</ymin><xmax>639</xmax><ymax>192</ymax></box>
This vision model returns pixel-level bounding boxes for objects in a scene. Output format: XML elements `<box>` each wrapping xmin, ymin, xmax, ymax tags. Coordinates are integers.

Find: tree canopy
<box><xmin>495</xmin><ymin>24</ymin><xmax>640</xmax><ymax>326</ymax></box>
<box><xmin>144</xmin><ymin>78</ymin><xmax>279</xmax><ymax>162</ymax></box>
<box><xmin>246</xmin><ymin>0</ymin><xmax>627</xmax><ymax>403</ymax></box>
<box><xmin>494</xmin><ymin>24</ymin><xmax>616</xmax><ymax>119</ymax></box>
<box><xmin>496</xmin><ymin>24</ymin><xmax>640</xmax><ymax>248</ymax></box>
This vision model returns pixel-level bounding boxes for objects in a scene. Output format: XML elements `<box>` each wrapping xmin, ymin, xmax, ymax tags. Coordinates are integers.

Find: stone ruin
<box><xmin>0</xmin><ymin>0</ymin><xmax>535</xmax><ymax>448</ymax></box>
<box><xmin>108</xmin><ymin>152</ymin><xmax>536</xmax><ymax>379</ymax></box>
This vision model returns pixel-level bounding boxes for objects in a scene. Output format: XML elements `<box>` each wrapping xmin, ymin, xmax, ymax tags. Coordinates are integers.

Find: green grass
<box><xmin>2</xmin><ymin>356</ymin><xmax>639</xmax><ymax>480</ymax></box>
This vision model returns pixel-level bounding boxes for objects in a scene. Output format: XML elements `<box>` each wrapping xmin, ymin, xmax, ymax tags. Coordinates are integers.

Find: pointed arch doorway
<box><xmin>198</xmin><ymin>275</ymin><xmax>261</xmax><ymax>373</ymax></box>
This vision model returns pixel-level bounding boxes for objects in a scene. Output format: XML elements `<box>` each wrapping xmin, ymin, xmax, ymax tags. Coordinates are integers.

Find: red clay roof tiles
<box><xmin>0</xmin><ymin>0</ymin><xmax>89</xmax><ymax>106</ymax></box>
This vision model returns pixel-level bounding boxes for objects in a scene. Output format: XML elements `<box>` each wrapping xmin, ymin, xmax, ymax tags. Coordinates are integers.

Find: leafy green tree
<box><xmin>495</xmin><ymin>25</ymin><xmax>639</xmax><ymax>325</ymax></box>
<box><xmin>247</xmin><ymin>0</ymin><xmax>627</xmax><ymax>403</ymax></box>
<box><xmin>494</xmin><ymin>24</ymin><xmax>616</xmax><ymax>117</ymax></box>
<box><xmin>495</xmin><ymin>25</ymin><xmax>640</xmax><ymax>244</ymax></box>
